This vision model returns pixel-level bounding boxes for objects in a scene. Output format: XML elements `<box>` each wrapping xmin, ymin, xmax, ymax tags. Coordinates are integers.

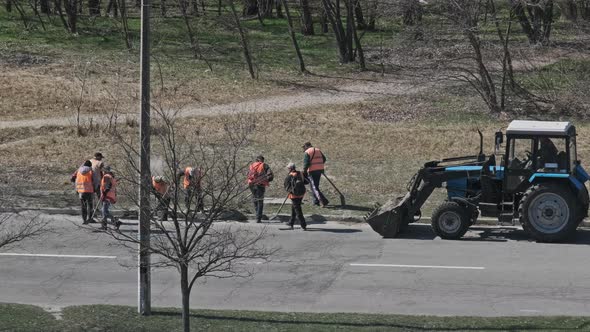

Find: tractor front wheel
<box><xmin>431</xmin><ymin>202</ymin><xmax>470</xmax><ymax>240</ymax></box>
<box><xmin>519</xmin><ymin>183</ymin><xmax>579</xmax><ymax>242</ymax></box>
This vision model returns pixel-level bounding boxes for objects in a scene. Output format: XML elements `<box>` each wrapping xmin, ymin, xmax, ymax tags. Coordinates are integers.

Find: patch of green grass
<box><xmin>0</xmin><ymin>303</ymin><xmax>61</xmax><ymax>332</ymax></box>
<box><xmin>520</xmin><ymin>58</ymin><xmax>590</xmax><ymax>92</ymax></box>
<box><xmin>3</xmin><ymin>303</ymin><xmax>590</xmax><ymax>331</ymax></box>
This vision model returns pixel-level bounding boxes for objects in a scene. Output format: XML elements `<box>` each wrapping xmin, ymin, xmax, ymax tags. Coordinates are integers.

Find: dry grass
<box><xmin>0</xmin><ymin>58</ymin><xmax>387</xmax><ymax>123</ymax></box>
<box><xmin>2</xmin><ymin>90</ymin><xmax>590</xmax><ymax>216</ymax></box>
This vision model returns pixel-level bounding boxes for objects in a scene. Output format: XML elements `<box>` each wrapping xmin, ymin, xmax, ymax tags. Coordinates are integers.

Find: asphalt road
<box><xmin>2</xmin><ymin>213</ymin><xmax>590</xmax><ymax>317</ymax></box>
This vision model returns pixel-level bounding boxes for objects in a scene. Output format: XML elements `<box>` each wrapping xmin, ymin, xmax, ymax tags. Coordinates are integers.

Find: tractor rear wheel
<box><xmin>519</xmin><ymin>183</ymin><xmax>579</xmax><ymax>242</ymax></box>
<box><xmin>431</xmin><ymin>202</ymin><xmax>470</xmax><ymax>240</ymax></box>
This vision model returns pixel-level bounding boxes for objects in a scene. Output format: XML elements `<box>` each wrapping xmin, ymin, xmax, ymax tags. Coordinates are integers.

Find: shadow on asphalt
<box><xmin>305</xmin><ymin>228</ymin><xmax>362</xmax><ymax>233</ymax></box>
<box><xmin>393</xmin><ymin>224</ymin><xmax>590</xmax><ymax>245</ymax></box>
<box><xmin>276</xmin><ymin>227</ymin><xmax>361</xmax><ymax>233</ymax></box>
<box><xmin>322</xmin><ymin>204</ymin><xmax>373</xmax><ymax>212</ymax></box>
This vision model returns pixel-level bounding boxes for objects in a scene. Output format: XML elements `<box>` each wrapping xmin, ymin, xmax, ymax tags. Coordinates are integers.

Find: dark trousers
<box><xmin>155</xmin><ymin>193</ymin><xmax>170</xmax><ymax>221</ymax></box>
<box><xmin>289</xmin><ymin>197</ymin><xmax>306</xmax><ymax>229</ymax></box>
<box><xmin>250</xmin><ymin>185</ymin><xmax>265</xmax><ymax>221</ymax></box>
<box><xmin>79</xmin><ymin>192</ymin><xmax>94</xmax><ymax>223</ymax></box>
<box><xmin>185</xmin><ymin>188</ymin><xmax>204</xmax><ymax>212</ymax></box>
<box><xmin>309</xmin><ymin>171</ymin><xmax>328</xmax><ymax>206</ymax></box>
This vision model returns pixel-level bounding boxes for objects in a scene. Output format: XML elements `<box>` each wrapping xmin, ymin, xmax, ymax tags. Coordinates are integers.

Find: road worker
<box><xmin>179</xmin><ymin>166</ymin><xmax>204</xmax><ymax>212</ymax></box>
<box><xmin>247</xmin><ymin>155</ymin><xmax>274</xmax><ymax>223</ymax></box>
<box><xmin>152</xmin><ymin>175</ymin><xmax>170</xmax><ymax>221</ymax></box>
<box><xmin>302</xmin><ymin>142</ymin><xmax>329</xmax><ymax>207</ymax></box>
<box><xmin>71</xmin><ymin>160</ymin><xmax>95</xmax><ymax>224</ymax></box>
<box><xmin>284</xmin><ymin>163</ymin><xmax>309</xmax><ymax>230</ymax></box>
<box><xmin>90</xmin><ymin>152</ymin><xmax>105</xmax><ymax>200</ymax></box>
<box><xmin>100</xmin><ymin>166</ymin><xmax>121</xmax><ymax>230</ymax></box>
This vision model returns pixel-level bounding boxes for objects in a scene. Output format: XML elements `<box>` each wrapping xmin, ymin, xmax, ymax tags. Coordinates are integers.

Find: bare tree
<box><xmin>101</xmin><ymin>104</ymin><xmax>274</xmax><ymax>332</ymax></box>
<box><xmin>299</xmin><ymin>0</ymin><xmax>314</xmax><ymax>35</ymax></box>
<box><xmin>322</xmin><ymin>0</ymin><xmax>365</xmax><ymax>65</ymax></box>
<box><xmin>282</xmin><ymin>0</ymin><xmax>307</xmax><ymax>73</ymax></box>
<box><xmin>0</xmin><ymin>195</ymin><xmax>48</xmax><ymax>250</ymax></box>
<box><xmin>229</xmin><ymin>0</ymin><xmax>257</xmax><ymax>78</ymax></box>
<box><xmin>64</xmin><ymin>0</ymin><xmax>79</xmax><ymax>33</ymax></box>
<box><xmin>177</xmin><ymin>0</ymin><xmax>213</xmax><ymax>70</ymax></box>
<box><xmin>511</xmin><ymin>0</ymin><xmax>555</xmax><ymax>45</ymax></box>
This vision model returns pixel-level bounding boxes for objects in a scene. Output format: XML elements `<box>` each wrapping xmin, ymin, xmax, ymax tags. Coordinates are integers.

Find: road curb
<box><xmin>5</xmin><ymin>207</ymin><xmax>590</xmax><ymax>228</ymax></box>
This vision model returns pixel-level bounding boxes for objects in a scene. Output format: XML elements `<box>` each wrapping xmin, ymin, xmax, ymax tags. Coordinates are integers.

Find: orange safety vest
<box><xmin>100</xmin><ymin>174</ymin><xmax>117</xmax><ymax>204</ymax></box>
<box><xmin>183</xmin><ymin>167</ymin><xmax>201</xmax><ymax>189</ymax></box>
<box><xmin>76</xmin><ymin>170</ymin><xmax>94</xmax><ymax>194</ymax></box>
<box><xmin>288</xmin><ymin>171</ymin><xmax>305</xmax><ymax>199</ymax></box>
<box><xmin>247</xmin><ymin>161</ymin><xmax>269</xmax><ymax>187</ymax></box>
<box><xmin>152</xmin><ymin>177</ymin><xmax>168</xmax><ymax>196</ymax></box>
<box><xmin>305</xmin><ymin>147</ymin><xmax>325</xmax><ymax>172</ymax></box>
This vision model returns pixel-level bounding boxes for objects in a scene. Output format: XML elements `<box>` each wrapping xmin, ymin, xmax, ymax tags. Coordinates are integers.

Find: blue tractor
<box><xmin>366</xmin><ymin>120</ymin><xmax>590</xmax><ymax>242</ymax></box>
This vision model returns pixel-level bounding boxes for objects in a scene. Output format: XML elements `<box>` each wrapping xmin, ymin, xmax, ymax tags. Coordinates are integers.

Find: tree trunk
<box><xmin>242</xmin><ymin>0</ymin><xmax>257</xmax><ymax>15</ymax></box>
<box><xmin>582</xmin><ymin>0</ymin><xmax>590</xmax><ymax>20</ymax></box>
<box><xmin>299</xmin><ymin>0</ymin><xmax>314</xmax><ymax>35</ymax></box>
<box><xmin>541</xmin><ymin>0</ymin><xmax>554</xmax><ymax>44</ymax></box>
<box><xmin>29</xmin><ymin>0</ymin><xmax>48</xmax><ymax>30</ymax></box>
<box><xmin>322</xmin><ymin>0</ymin><xmax>350</xmax><ymax>63</ymax></box>
<box><xmin>65</xmin><ymin>0</ymin><xmax>78</xmax><ymax>33</ymax></box>
<box><xmin>230</xmin><ymin>0</ymin><xmax>256</xmax><ymax>78</ymax></box>
<box><xmin>89</xmin><ymin>0</ymin><xmax>100</xmax><ymax>15</ymax></box>
<box><xmin>350</xmin><ymin>0</ymin><xmax>365</xmax><ymax>70</ymax></box>
<box><xmin>512</xmin><ymin>0</ymin><xmax>554</xmax><ymax>44</ymax></box>
<box><xmin>160</xmin><ymin>0</ymin><xmax>166</xmax><ymax>16</ymax></box>
<box><xmin>345</xmin><ymin>0</ymin><xmax>353</xmax><ymax>62</ymax></box>
<box><xmin>6</xmin><ymin>0</ymin><xmax>12</xmax><ymax>12</ymax></box>
<box><xmin>192</xmin><ymin>0</ymin><xmax>199</xmax><ymax>15</ymax></box>
<box><xmin>106</xmin><ymin>0</ymin><xmax>119</xmax><ymax>17</ymax></box>
<box><xmin>467</xmin><ymin>30</ymin><xmax>500</xmax><ymax>113</ymax></box>
<box><xmin>367</xmin><ymin>0</ymin><xmax>377</xmax><ymax>30</ymax></box>
<box><xmin>512</xmin><ymin>1</ymin><xmax>535</xmax><ymax>43</ymax></box>
<box><xmin>119</xmin><ymin>0</ymin><xmax>131</xmax><ymax>49</ymax></box>
<box><xmin>54</xmin><ymin>0</ymin><xmax>72</xmax><ymax>31</ymax></box>
<box><xmin>320</xmin><ymin>6</ymin><xmax>328</xmax><ymax>32</ymax></box>
<box><xmin>564</xmin><ymin>0</ymin><xmax>578</xmax><ymax>20</ymax></box>
<box><xmin>354</xmin><ymin>0</ymin><xmax>365</xmax><ymax>29</ymax></box>
<box><xmin>40</xmin><ymin>0</ymin><xmax>51</xmax><ymax>13</ymax></box>
<box><xmin>12</xmin><ymin>1</ymin><xmax>30</xmax><ymax>29</ymax></box>
<box><xmin>275</xmin><ymin>0</ymin><xmax>283</xmax><ymax>18</ymax></box>
<box><xmin>180</xmin><ymin>264</ymin><xmax>191</xmax><ymax>332</ymax></box>
<box><xmin>281</xmin><ymin>0</ymin><xmax>306</xmax><ymax>73</ymax></box>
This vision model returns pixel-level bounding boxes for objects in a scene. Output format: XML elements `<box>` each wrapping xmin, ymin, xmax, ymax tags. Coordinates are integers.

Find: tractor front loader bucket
<box><xmin>365</xmin><ymin>193</ymin><xmax>410</xmax><ymax>238</ymax></box>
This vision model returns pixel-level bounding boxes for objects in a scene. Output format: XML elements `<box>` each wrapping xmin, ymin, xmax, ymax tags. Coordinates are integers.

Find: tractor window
<box><xmin>508</xmin><ymin>138</ymin><xmax>534</xmax><ymax>170</ymax></box>
<box><xmin>536</xmin><ymin>137</ymin><xmax>567</xmax><ymax>172</ymax></box>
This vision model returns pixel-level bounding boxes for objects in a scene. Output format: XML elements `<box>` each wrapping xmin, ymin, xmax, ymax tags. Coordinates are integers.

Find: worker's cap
<box><xmin>286</xmin><ymin>162</ymin><xmax>296</xmax><ymax>170</ymax></box>
<box><xmin>103</xmin><ymin>165</ymin><xmax>113</xmax><ymax>173</ymax></box>
<box><xmin>94</xmin><ymin>152</ymin><xmax>103</xmax><ymax>159</ymax></box>
<box><xmin>154</xmin><ymin>175</ymin><xmax>164</xmax><ymax>182</ymax></box>
<box><xmin>256</xmin><ymin>155</ymin><xmax>265</xmax><ymax>162</ymax></box>
<box><xmin>302</xmin><ymin>142</ymin><xmax>312</xmax><ymax>149</ymax></box>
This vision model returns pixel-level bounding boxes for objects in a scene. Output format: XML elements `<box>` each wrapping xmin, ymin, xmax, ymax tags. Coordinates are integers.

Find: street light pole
<box><xmin>138</xmin><ymin>0</ymin><xmax>151</xmax><ymax>316</ymax></box>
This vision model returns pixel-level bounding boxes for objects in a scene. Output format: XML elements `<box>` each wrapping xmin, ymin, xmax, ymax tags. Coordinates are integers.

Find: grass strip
<box><xmin>2</xmin><ymin>303</ymin><xmax>590</xmax><ymax>331</ymax></box>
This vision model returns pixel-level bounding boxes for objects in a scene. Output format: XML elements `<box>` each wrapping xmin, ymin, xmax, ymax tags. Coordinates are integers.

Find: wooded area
<box><xmin>2</xmin><ymin>0</ymin><xmax>590</xmax><ymax>116</ymax></box>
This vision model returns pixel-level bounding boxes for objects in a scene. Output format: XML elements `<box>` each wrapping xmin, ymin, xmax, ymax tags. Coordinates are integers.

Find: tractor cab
<box><xmin>502</xmin><ymin>120</ymin><xmax>578</xmax><ymax>194</ymax></box>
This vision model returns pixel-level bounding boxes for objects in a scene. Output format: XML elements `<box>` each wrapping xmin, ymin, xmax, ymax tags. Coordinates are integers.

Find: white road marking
<box><xmin>520</xmin><ymin>309</ymin><xmax>542</xmax><ymax>313</ymax></box>
<box><xmin>0</xmin><ymin>253</ymin><xmax>117</xmax><ymax>259</ymax></box>
<box><xmin>350</xmin><ymin>263</ymin><xmax>485</xmax><ymax>270</ymax></box>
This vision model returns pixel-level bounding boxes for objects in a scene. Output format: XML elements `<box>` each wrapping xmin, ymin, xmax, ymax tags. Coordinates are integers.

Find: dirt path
<box><xmin>0</xmin><ymin>79</ymin><xmax>427</xmax><ymax>129</ymax></box>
